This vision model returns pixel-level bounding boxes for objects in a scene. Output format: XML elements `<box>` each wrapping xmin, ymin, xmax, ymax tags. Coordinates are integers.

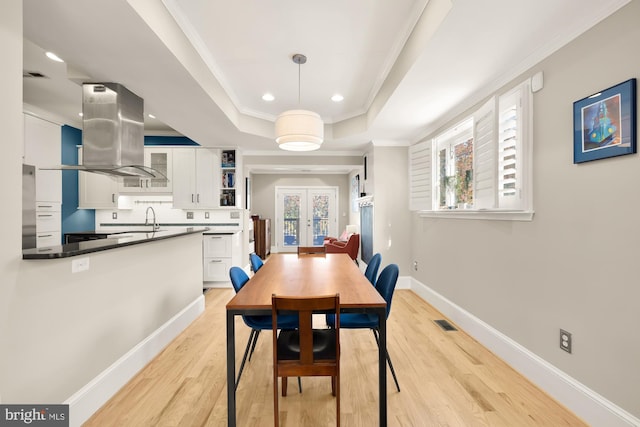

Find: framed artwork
<box><xmin>351</xmin><ymin>174</ymin><xmax>360</xmax><ymax>212</ymax></box>
<box><xmin>573</xmin><ymin>78</ymin><xmax>636</xmax><ymax>163</ymax></box>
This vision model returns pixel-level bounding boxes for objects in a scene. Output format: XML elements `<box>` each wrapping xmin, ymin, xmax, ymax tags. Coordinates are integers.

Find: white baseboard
<box><xmin>64</xmin><ymin>295</ymin><xmax>205</xmax><ymax>427</ymax></box>
<box><xmin>410</xmin><ymin>279</ymin><xmax>640</xmax><ymax>427</ymax></box>
<box><xmin>396</xmin><ymin>275</ymin><xmax>411</xmax><ymax>290</ymax></box>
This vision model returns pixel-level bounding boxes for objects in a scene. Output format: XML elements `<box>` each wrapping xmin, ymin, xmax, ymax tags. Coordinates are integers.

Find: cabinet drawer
<box><xmin>203</xmin><ymin>257</ymin><xmax>232</xmax><ymax>282</ymax></box>
<box><xmin>36</xmin><ymin>211</ymin><xmax>61</xmax><ymax>232</ymax></box>
<box><xmin>35</xmin><ymin>203</ymin><xmax>60</xmax><ymax>212</ymax></box>
<box><xmin>37</xmin><ymin>231</ymin><xmax>61</xmax><ymax>248</ymax></box>
<box><xmin>203</xmin><ymin>234</ymin><xmax>232</xmax><ymax>257</ymax></box>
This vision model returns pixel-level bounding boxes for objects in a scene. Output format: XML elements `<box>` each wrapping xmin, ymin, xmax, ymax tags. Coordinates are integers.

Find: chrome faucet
<box><xmin>145</xmin><ymin>206</ymin><xmax>159</xmax><ymax>231</ymax></box>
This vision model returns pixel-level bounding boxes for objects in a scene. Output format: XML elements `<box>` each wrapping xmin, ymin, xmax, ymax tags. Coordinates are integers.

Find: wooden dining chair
<box><xmin>297</xmin><ymin>246</ymin><xmax>326</xmax><ymax>256</ymax></box>
<box><xmin>272</xmin><ymin>294</ymin><xmax>341</xmax><ymax>426</ymax></box>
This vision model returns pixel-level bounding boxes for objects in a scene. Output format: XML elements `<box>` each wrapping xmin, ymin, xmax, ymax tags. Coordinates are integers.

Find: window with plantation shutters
<box><xmin>409</xmin><ymin>140</ymin><xmax>432</xmax><ymax>210</ymax></box>
<box><xmin>497</xmin><ymin>83</ymin><xmax>531</xmax><ymax>211</ymax></box>
<box><xmin>472</xmin><ymin>98</ymin><xmax>496</xmax><ymax>210</ymax></box>
<box><xmin>410</xmin><ymin>79</ymin><xmax>533</xmax><ymax>220</ymax></box>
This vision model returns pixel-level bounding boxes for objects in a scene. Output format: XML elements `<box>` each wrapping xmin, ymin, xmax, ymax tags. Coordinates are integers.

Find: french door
<box><xmin>275</xmin><ymin>187</ymin><xmax>338</xmax><ymax>253</ymax></box>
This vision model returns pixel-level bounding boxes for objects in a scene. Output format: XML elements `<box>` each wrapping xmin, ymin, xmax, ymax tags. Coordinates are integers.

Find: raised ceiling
<box><xmin>22</xmin><ymin>0</ymin><xmax>630</xmax><ymax>155</ymax></box>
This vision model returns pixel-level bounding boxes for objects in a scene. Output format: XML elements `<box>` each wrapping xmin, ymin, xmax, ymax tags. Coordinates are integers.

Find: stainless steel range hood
<box><xmin>45</xmin><ymin>83</ymin><xmax>165</xmax><ymax>178</ymax></box>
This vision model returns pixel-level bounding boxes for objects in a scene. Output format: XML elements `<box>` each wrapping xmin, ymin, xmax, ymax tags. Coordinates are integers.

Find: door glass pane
<box><xmin>283</xmin><ymin>195</ymin><xmax>300</xmax><ymax>247</ymax></box>
<box><xmin>311</xmin><ymin>194</ymin><xmax>329</xmax><ymax>245</ymax></box>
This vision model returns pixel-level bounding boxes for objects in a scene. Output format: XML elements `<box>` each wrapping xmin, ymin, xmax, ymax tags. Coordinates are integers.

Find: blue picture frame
<box><xmin>573</xmin><ymin>78</ymin><xmax>636</xmax><ymax>163</ymax></box>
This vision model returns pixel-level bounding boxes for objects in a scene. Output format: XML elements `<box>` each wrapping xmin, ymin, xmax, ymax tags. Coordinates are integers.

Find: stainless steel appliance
<box><xmin>42</xmin><ymin>83</ymin><xmax>165</xmax><ymax>179</ymax></box>
<box><xmin>22</xmin><ymin>164</ymin><xmax>36</xmax><ymax>249</ymax></box>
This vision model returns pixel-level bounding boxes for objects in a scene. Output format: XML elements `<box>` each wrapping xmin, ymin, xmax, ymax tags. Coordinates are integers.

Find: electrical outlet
<box><xmin>72</xmin><ymin>257</ymin><xmax>90</xmax><ymax>273</ymax></box>
<box><xmin>560</xmin><ymin>329</ymin><xmax>572</xmax><ymax>353</ymax></box>
<box><xmin>186</xmin><ymin>212</ymin><xmax>194</xmax><ymax>219</ymax></box>
<box><xmin>205</xmin><ymin>212</ymin><xmax>210</xmax><ymax>219</ymax></box>
<box><xmin>112</xmin><ymin>212</ymin><xmax>117</xmax><ymax>219</ymax></box>
<box><xmin>413</xmin><ymin>260</ymin><xmax>418</xmax><ymax>271</ymax></box>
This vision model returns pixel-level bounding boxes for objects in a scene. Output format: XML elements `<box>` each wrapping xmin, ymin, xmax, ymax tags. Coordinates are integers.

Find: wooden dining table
<box><xmin>226</xmin><ymin>253</ymin><xmax>388</xmax><ymax>426</ymax></box>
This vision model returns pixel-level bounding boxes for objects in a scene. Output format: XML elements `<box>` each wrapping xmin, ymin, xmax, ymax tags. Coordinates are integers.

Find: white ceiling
<box><xmin>22</xmin><ymin>0</ymin><xmax>630</xmax><ymax>156</ymax></box>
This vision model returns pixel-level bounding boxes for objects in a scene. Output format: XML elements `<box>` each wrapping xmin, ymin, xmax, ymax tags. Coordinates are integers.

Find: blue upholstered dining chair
<box><xmin>326</xmin><ymin>263</ymin><xmax>401</xmax><ymax>392</ymax></box>
<box><xmin>249</xmin><ymin>252</ymin><xmax>263</xmax><ymax>273</ymax></box>
<box><xmin>229</xmin><ymin>267</ymin><xmax>300</xmax><ymax>391</ymax></box>
<box><xmin>364</xmin><ymin>253</ymin><xmax>382</xmax><ymax>285</ymax></box>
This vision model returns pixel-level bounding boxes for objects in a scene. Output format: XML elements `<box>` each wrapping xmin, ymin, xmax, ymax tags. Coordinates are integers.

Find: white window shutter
<box><xmin>473</xmin><ymin>98</ymin><xmax>496</xmax><ymax>209</ymax></box>
<box><xmin>498</xmin><ymin>87</ymin><xmax>523</xmax><ymax>209</ymax></box>
<box><xmin>409</xmin><ymin>140</ymin><xmax>432</xmax><ymax>211</ymax></box>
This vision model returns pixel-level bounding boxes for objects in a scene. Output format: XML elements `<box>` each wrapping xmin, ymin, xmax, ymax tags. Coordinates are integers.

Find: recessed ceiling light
<box><xmin>331</xmin><ymin>94</ymin><xmax>344</xmax><ymax>102</ymax></box>
<box><xmin>45</xmin><ymin>51</ymin><xmax>64</xmax><ymax>63</ymax></box>
<box><xmin>262</xmin><ymin>93</ymin><xmax>275</xmax><ymax>102</ymax></box>
<box><xmin>148</xmin><ymin>114</ymin><xmax>156</xmax><ymax>119</ymax></box>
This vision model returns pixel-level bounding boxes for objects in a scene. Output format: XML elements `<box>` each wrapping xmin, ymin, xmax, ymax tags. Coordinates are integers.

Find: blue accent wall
<box><xmin>60</xmin><ymin>126</ymin><xmax>200</xmax><ymax>237</ymax></box>
<box><xmin>144</xmin><ymin>135</ymin><xmax>199</xmax><ymax>146</ymax></box>
<box><xmin>61</xmin><ymin>125</ymin><xmax>94</xmax><ymax>237</ymax></box>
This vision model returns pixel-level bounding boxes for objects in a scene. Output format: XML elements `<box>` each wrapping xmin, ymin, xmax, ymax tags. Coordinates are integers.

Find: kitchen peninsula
<box><xmin>23</xmin><ymin>227</ymin><xmax>207</xmax><ymax>259</ymax></box>
<box><xmin>14</xmin><ymin>227</ymin><xmax>206</xmax><ymax>425</ymax></box>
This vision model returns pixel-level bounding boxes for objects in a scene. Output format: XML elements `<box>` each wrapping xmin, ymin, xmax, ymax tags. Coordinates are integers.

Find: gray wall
<box><xmin>369</xmin><ymin>146</ymin><xmax>412</xmax><ymax>273</ymax></box>
<box><xmin>411</xmin><ymin>1</ymin><xmax>640</xmax><ymax>417</ymax></box>
<box><xmin>248</xmin><ymin>147</ymin><xmax>412</xmax><ymax>275</ymax></box>
<box><xmin>0</xmin><ymin>0</ymin><xmax>24</xmax><ymax>404</ymax></box>
<box><xmin>249</xmin><ymin>173</ymin><xmax>351</xmax><ymax>240</ymax></box>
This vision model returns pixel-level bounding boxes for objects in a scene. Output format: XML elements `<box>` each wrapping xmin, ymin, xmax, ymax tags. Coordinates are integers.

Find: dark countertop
<box><xmin>96</xmin><ymin>223</ymin><xmax>241</xmax><ymax>235</ymax></box>
<box><xmin>23</xmin><ymin>227</ymin><xmax>208</xmax><ymax>260</ymax></box>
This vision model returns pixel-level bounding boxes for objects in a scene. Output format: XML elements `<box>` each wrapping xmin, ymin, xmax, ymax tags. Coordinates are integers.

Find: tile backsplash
<box><xmin>95</xmin><ymin>195</ymin><xmax>242</xmax><ymax>230</ymax></box>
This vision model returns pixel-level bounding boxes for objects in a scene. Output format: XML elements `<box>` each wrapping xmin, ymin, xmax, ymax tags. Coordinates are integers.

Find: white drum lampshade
<box><xmin>275</xmin><ymin>109</ymin><xmax>324</xmax><ymax>151</ymax></box>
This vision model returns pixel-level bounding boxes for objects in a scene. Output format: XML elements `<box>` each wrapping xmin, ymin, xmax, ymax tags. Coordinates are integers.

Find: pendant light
<box><xmin>275</xmin><ymin>54</ymin><xmax>324</xmax><ymax>151</ymax></box>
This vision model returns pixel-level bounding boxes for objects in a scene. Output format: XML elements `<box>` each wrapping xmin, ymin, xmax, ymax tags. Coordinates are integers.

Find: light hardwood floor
<box><xmin>85</xmin><ymin>288</ymin><xmax>587</xmax><ymax>426</ymax></box>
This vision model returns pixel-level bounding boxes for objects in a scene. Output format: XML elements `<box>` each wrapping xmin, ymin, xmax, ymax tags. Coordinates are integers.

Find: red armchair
<box><xmin>324</xmin><ymin>233</ymin><xmax>360</xmax><ymax>262</ymax></box>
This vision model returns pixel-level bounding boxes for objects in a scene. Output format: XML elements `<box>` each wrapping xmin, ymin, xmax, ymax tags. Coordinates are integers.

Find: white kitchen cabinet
<box><xmin>203</xmin><ymin>233</ymin><xmax>240</xmax><ymax>286</ymax></box>
<box><xmin>172</xmin><ymin>148</ymin><xmax>219</xmax><ymax>209</ymax></box>
<box><xmin>24</xmin><ymin>114</ymin><xmax>62</xmax><ymax>247</ymax></box>
<box><xmin>23</xmin><ymin>113</ymin><xmax>62</xmax><ymax>203</ymax></box>
<box><xmin>35</xmin><ymin>202</ymin><xmax>61</xmax><ymax>247</ymax></box>
<box><xmin>77</xmin><ymin>147</ymin><xmax>119</xmax><ymax>208</ymax></box>
<box><xmin>119</xmin><ymin>147</ymin><xmax>173</xmax><ymax>193</ymax></box>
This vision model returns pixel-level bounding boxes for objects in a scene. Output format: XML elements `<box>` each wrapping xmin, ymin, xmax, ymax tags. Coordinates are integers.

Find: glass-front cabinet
<box><xmin>119</xmin><ymin>147</ymin><xmax>173</xmax><ymax>193</ymax></box>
